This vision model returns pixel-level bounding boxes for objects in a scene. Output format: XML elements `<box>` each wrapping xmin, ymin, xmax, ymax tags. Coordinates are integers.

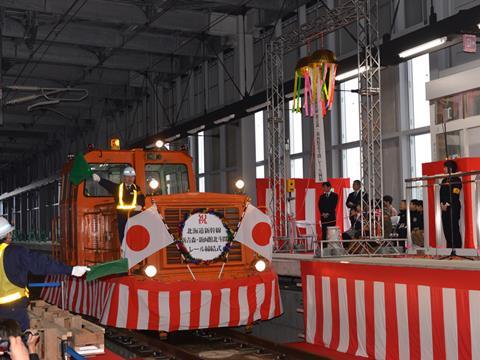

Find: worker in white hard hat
<box><xmin>92</xmin><ymin>166</ymin><xmax>145</xmax><ymax>243</ymax></box>
<box><xmin>0</xmin><ymin>217</ymin><xmax>90</xmax><ymax>330</ymax></box>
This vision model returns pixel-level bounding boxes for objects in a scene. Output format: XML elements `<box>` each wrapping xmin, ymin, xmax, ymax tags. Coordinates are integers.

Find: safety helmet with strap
<box><xmin>123</xmin><ymin>166</ymin><xmax>136</xmax><ymax>176</ymax></box>
<box><xmin>0</xmin><ymin>217</ymin><xmax>14</xmax><ymax>240</ymax></box>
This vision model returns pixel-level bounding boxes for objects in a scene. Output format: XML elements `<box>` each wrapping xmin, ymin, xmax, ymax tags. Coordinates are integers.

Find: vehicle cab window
<box><xmin>84</xmin><ymin>163</ymin><xmax>130</xmax><ymax>197</ymax></box>
<box><xmin>145</xmin><ymin>164</ymin><xmax>189</xmax><ymax>195</ymax></box>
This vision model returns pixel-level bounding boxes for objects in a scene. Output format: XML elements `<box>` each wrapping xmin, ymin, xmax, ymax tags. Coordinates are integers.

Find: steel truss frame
<box><xmin>357</xmin><ymin>0</ymin><xmax>384</xmax><ymax>239</ymax></box>
<box><xmin>266</xmin><ymin>0</ymin><xmax>383</xmax><ymax>245</ymax></box>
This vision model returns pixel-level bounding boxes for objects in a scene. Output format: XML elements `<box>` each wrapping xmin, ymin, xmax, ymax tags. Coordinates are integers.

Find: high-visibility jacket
<box><xmin>0</xmin><ymin>243</ymin><xmax>28</xmax><ymax>305</ymax></box>
<box><xmin>117</xmin><ymin>183</ymin><xmax>138</xmax><ymax>210</ymax></box>
<box><xmin>98</xmin><ymin>178</ymin><xmax>145</xmax><ymax>211</ymax></box>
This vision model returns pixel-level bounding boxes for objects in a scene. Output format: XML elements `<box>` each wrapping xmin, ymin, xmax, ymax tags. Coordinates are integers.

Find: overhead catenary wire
<box><xmin>9</xmin><ymin>0</ymin><xmax>87</xmax><ymax>87</ymax></box>
<box><xmin>17</xmin><ymin>0</ymin><xmax>91</xmax><ymax>89</ymax></box>
<box><xmin>70</xmin><ymin>0</ymin><xmax>256</xmax><ymax>139</ymax></box>
<box><xmin>8</xmin><ymin>0</ymin><xmax>256</xmax><ymax>166</ymax></box>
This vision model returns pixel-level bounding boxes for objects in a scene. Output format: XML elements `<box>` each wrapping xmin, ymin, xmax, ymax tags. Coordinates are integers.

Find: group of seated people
<box><xmin>341</xmin><ymin>180</ymin><xmax>425</xmax><ymax>245</ymax></box>
<box><xmin>395</xmin><ymin>199</ymin><xmax>424</xmax><ymax>246</ymax></box>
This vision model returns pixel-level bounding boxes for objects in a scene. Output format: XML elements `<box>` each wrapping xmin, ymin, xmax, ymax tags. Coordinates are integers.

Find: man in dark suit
<box><xmin>318</xmin><ymin>181</ymin><xmax>339</xmax><ymax>240</ymax></box>
<box><xmin>346</xmin><ymin>180</ymin><xmax>368</xmax><ymax>210</ymax></box>
<box><xmin>440</xmin><ymin>160</ymin><xmax>462</xmax><ymax>249</ymax></box>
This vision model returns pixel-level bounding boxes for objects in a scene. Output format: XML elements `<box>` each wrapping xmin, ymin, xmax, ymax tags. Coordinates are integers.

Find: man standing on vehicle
<box><xmin>92</xmin><ymin>166</ymin><xmax>145</xmax><ymax>244</ymax></box>
<box><xmin>0</xmin><ymin>217</ymin><xmax>90</xmax><ymax>331</ymax></box>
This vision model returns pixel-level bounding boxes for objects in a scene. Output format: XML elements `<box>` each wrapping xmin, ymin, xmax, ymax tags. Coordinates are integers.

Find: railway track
<box><xmin>104</xmin><ymin>326</ymin><xmax>326</xmax><ymax>360</ymax></box>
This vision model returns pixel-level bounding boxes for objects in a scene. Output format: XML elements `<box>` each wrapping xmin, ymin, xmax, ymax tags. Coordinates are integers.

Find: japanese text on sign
<box><xmin>182</xmin><ymin>213</ymin><xmax>228</xmax><ymax>260</ymax></box>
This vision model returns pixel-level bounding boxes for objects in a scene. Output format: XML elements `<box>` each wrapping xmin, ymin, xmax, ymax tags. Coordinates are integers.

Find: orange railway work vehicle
<box><xmin>42</xmin><ymin>146</ymin><xmax>283</xmax><ymax>332</ymax></box>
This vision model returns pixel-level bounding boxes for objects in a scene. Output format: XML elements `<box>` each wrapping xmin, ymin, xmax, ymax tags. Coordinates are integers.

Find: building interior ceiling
<box><xmin>0</xmin><ymin>0</ymin><xmax>310</xmax><ymax>166</ymax></box>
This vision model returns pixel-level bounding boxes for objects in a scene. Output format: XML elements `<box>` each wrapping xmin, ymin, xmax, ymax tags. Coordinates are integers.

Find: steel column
<box><xmin>357</xmin><ymin>0</ymin><xmax>384</xmax><ymax>239</ymax></box>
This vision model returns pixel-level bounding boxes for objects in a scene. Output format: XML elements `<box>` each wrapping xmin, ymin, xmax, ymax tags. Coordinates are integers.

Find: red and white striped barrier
<box><xmin>42</xmin><ymin>271</ymin><xmax>282</xmax><ymax>332</ymax></box>
<box><xmin>301</xmin><ymin>260</ymin><xmax>480</xmax><ymax>359</ymax></box>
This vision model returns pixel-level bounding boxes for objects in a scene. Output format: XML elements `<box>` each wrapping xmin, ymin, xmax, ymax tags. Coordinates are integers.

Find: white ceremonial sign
<box><xmin>313</xmin><ymin>111</ymin><xmax>327</xmax><ymax>183</ymax></box>
<box><xmin>182</xmin><ymin>213</ymin><xmax>228</xmax><ymax>261</ymax></box>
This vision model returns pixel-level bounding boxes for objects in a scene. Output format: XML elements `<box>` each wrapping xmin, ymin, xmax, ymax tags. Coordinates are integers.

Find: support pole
<box><xmin>0</xmin><ymin>7</ymin><xmax>4</xmax><ymax>126</ymax></box>
<box><xmin>357</xmin><ymin>0</ymin><xmax>383</xmax><ymax>239</ymax></box>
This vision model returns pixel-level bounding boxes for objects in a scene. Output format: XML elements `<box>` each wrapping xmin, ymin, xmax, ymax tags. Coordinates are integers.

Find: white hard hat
<box><xmin>0</xmin><ymin>217</ymin><xmax>14</xmax><ymax>240</ymax></box>
<box><xmin>123</xmin><ymin>166</ymin><xmax>136</xmax><ymax>176</ymax></box>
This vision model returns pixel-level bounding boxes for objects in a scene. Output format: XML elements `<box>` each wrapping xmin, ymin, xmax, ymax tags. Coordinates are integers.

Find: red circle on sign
<box><xmin>252</xmin><ymin>222</ymin><xmax>271</xmax><ymax>247</ymax></box>
<box><xmin>126</xmin><ymin>225</ymin><xmax>150</xmax><ymax>252</ymax></box>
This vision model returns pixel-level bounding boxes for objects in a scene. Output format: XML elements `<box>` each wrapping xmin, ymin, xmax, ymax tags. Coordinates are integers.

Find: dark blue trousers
<box><xmin>0</xmin><ymin>298</ymin><xmax>29</xmax><ymax>330</ymax></box>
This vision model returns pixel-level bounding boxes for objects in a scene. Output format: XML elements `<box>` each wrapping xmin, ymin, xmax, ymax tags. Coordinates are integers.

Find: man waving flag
<box><xmin>234</xmin><ymin>204</ymin><xmax>273</xmax><ymax>261</ymax></box>
<box><xmin>121</xmin><ymin>205</ymin><xmax>174</xmax><ymax>269</ymax></box>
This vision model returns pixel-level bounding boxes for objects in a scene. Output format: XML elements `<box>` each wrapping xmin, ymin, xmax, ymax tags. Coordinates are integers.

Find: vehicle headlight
<box><xmin>149</xmin><ymin>178</ymin><xmax>159</xmax><ymax>190</ymax></box>
<box><xmin>254</xmin><ymin>259</ymin><xmax>267</xmax><ymax>272</ymax></box>
<box><xmin>144</xmin><ymin>265</ymin><xmax>157</xmax><ymax>278</ymax></box>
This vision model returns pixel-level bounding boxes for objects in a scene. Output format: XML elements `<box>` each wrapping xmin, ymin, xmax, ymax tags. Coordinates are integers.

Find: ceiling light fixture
<box><xmin>187</xmin><ymin>125</ymin><xmax>206</xmax><ymax>135</ymax></box>
<box><xmin>213</xmin><ymin>114</ymin><xmax>235</xmax><ymax>125</ymax></box>
<box><xmin>398</xmin><ymin>36</ymin><xmax>447</xmax><ymax>58</ymax></box>
<box><xmin>246</xmin><ymin>101</ymin><xmax>269</xmax><ymax>113</ymax></box>
<box><xmin>164</xmin><ymin>134</ymin><xmax>181</xmax><ymax>142</ymax></box>
<box><xmin>335</xmin><ymin>66</ymin><xmax>368</xmax><ymax>81</ymax></box>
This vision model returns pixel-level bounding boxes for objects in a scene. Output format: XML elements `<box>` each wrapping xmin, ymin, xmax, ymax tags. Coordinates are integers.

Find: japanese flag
<box><xmin>234</xmin><ymin>204</ymin><xmax>273</xmax><ymax>261</ymax></box>
<box><xmin>121</xmin><ymin>205</ymin><xmax>174</xmax><ymax>269</ymax></box>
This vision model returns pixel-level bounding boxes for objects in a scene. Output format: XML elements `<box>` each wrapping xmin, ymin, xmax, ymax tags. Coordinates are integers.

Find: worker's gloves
<box><xmin>135</xmin><ymin>205</ymin><xmax>142</xmax><ymax>211</ymax></box>
<box><xmin>92</xmin><ymin>173</ymin><xmax>101</xmax><ymax>182</ymax></box>
<box><xmin>71</xmin><ymin>266</ymin><xmax>91</xmax><ymax>277</ymax></box>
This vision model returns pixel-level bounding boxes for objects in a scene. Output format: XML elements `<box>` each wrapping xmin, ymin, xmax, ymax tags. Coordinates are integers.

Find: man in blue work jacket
<box><xmin>0</xmin><ymin>217</ymin><xmax>90</xmax><ymax>330</ymax></box>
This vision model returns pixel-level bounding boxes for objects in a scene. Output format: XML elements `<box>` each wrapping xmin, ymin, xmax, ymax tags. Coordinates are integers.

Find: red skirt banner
<box><xmin>301</xmin><ymin>260</ymin><xmax>480</xmax><ymax>359</ymax></box>
<box><xmin>41</xmin><ymin>271</ymin><xmax>283</xmax><ymax>332</ymax></box>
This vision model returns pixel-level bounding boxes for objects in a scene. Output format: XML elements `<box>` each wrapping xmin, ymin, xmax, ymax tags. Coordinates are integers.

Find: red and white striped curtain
<box><xmin>302</xmin><ymin>260</ymin><xmax>480</xmax><ymax>359</ymax></box>
<box><xmin>42</xmin><ymin>271</ymin><xmax>283</xmax><ymax>332</ymax></box>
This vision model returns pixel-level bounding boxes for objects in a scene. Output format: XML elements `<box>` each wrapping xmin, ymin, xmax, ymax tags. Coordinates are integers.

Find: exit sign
<box><xmin>463</xmin><ymin>34</ymin><xmax>477</xmax><ymax>53</ymax></box>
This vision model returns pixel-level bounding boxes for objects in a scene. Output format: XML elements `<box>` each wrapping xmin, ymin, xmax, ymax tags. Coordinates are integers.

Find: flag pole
<box><xmin>217</xmin><ymin>251</ymin><xmax>230</xmax><ymax>279</ymax></box>
<box><xmin>181</xmin><ymin>254</ymin><xmax>196</xmax><ymax>280</ymax></box>
<box><xmin>218</xmin><ymin>262</ymin><xmax>226</xmax><ymax>279</ymax></box>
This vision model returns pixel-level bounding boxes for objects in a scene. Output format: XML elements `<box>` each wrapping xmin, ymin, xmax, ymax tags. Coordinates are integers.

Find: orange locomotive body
<box><xmin>43</xmin><ymin>147</ymin><xmax>282</xmax><ymax>332</ymax></box>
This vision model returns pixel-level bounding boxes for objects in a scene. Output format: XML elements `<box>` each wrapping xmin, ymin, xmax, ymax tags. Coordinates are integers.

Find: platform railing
<box><xmin>275</xmin><ymin>215</ymin><xmax>408</xmax><ymax>257</ymax></box>
<box><xmin>315</xmin><ymin>238</ymin><xmax>407</xmax><ymax>257</ymax></box>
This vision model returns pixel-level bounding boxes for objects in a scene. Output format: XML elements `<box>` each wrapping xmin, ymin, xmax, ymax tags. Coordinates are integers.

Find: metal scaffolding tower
<box><xmin>357</xmin><ymin>0</ymin><xmax>384</xmax><ymax>239</ymax></box>
<box><xmin>265</xmin><ymin>0</ymin><xmax>383</xmax><ymax>244</ymax></box>
<box><xmin>265</xmin><ymin>39</ymin><xmax>287</xmax><ymax>239</ymax></box>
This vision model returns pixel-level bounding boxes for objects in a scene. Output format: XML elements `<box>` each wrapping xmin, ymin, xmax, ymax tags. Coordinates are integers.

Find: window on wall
<box><xmin>289</xmin><ymin>100</ymin><xmax>304</xmax><ymax>178</ymax></box>
<box><xmin>289</xmin><ymin>100</ymin><xmax>303</xmax><ymax>155</ymax></box>
<box><xmin>342</xmin><ymin>147</ymin><xmax>361</xmax><ymax>182</ymax></box>
<box><xmin>290</xmin><ymin>158</ymin><xmax>303</xmax><ymax>178</ymax></box>
<box><xmin>254</xmin><ymin>111</ymin><xmax>265</xmax><ymax>178</ymax></box>
<box><xmin>197</xmin><ymin>131</ymin><xmax>205</xmax><ymax>192</ymax></box>
<box><xmin>408</xmin><ymin>54</ymin><xmax>430</xmax><ymax>129</ymax></box>
<box><xmin>340</xmin><ymin>78</ymin><xmax>360</xmax><ymax>143</ymax></box>
<box><xmin>256</xmin><ymin>165</ymin><xmax>265</xmax><ymax>178</ymax></box>
<box><xmin>410</xmin><ymin>133</ymin><xmax>431</xmax><ymax>199</ymax></box>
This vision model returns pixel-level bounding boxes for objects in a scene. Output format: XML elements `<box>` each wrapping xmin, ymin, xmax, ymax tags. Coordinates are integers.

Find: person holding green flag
<box><xmin>69</xmin><ymin>154</ymin><xmax>93</xmax><ymax>186</ymax></box>
<box><xmin>92</xmin><ymin>167</ymin><xmax>145</xmax><ymax>244</ymax></box>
